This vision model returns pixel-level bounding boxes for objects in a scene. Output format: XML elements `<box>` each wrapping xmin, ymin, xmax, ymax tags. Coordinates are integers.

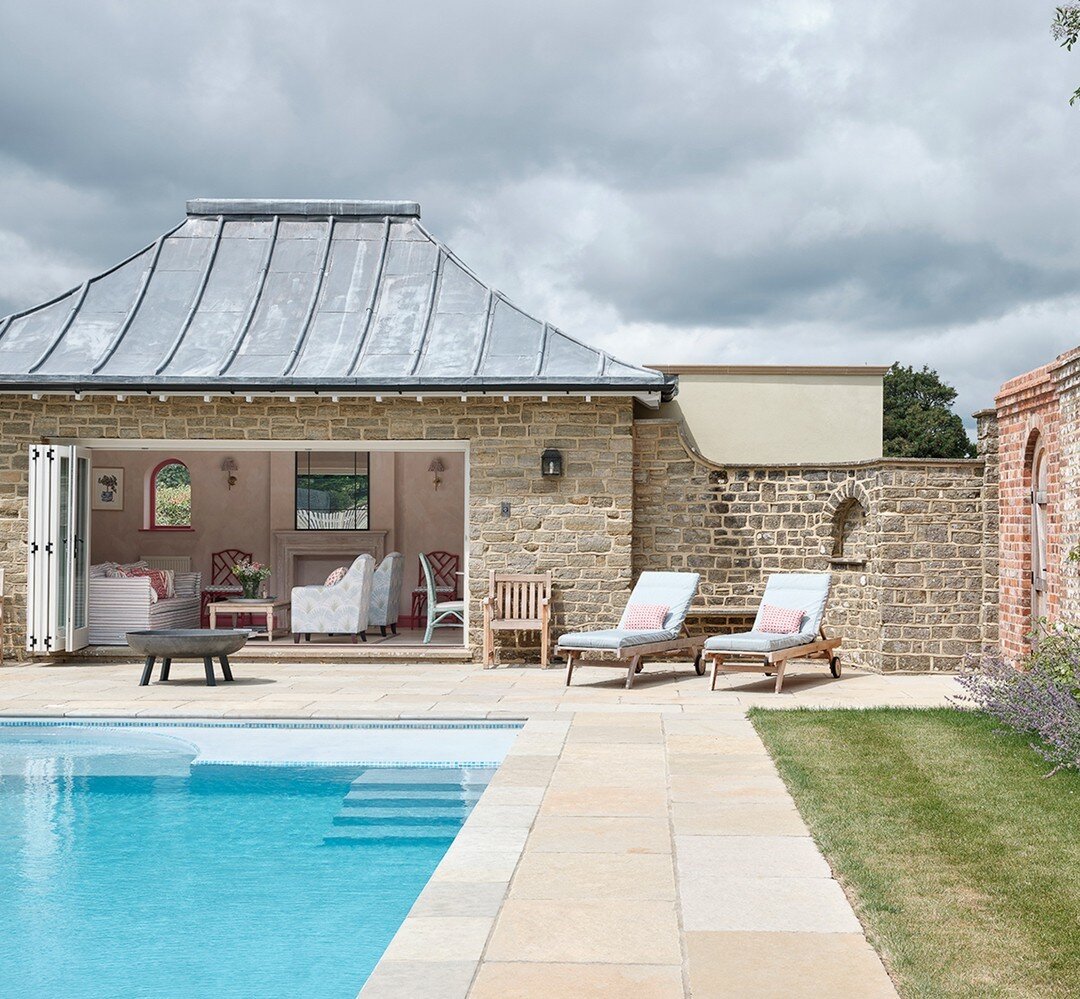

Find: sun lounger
<box><xmin>703</xmin><ymin>572</ymin><xmax>841</xmax><ymax>693</ymax></box>
<box><xmin>558</xmin><ymin>571</ymin><xmax>702</xmax><ymax>689</ymax></box>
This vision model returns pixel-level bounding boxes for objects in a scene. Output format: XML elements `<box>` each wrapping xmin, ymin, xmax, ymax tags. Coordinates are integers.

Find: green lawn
<box><xmin>749</xmin><ymin>708</ymin><xmax>1080</xmax><ymax>999</ymax></box>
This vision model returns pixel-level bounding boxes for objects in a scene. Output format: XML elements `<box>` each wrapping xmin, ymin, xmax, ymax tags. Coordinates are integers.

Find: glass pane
<box><xmin>56</xmin><ymin>454</ymin><xmax>69</xmax><ymax>634</ymax></box>
<box><xmin>154</xmin><ymin>461</ymin><xmax>191</xmax><ymax>527</ymax></box>
<box><xmin>295</xmin><ymin>452</ymin><xmax>369</xmax><ymax>530</ymax></box>
<box><xmin>73</xmin><ymin>456</ymin><xmax>90</xmax><ymax>630</ymax></box>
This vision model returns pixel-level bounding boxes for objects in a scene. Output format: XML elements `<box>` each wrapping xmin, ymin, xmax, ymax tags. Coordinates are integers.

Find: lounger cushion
<box><xmin>752</xmin><ymin>573</ymin><xmax>831</xmax><ymax>639</ymax></box>
<box><xmin>704</xmin><ymin>630</ymin><xmax>815</xmax><ymax>654</ymax></box>
<box><xmin>558</xmin><ymin>628</ymin><xmax>679</xmax><ymax>651</ymax></box>
<box><xmin>617</xmin><ymin>572</ymin><xmax>700</xmax><ymax>633</ymax></box>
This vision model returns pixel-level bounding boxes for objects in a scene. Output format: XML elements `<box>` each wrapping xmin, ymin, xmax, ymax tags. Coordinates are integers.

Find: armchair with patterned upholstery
<box><xmin>368</xmin><ymin>552</ymin><xmax>404</xmax><ymax>637</ymax></box>
<box><xmin>291</xmin><ymin>554</ymin><xmax>375</xmax><ymax>643</ymax></box>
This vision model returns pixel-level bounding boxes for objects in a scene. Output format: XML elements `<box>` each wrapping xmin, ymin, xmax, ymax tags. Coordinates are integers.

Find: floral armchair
<box><xmin>368</xmin><ymin>552</ymin><xmax>404</xmax><ymax>637</ymax></box>
<box><xmin>291</xmin><ymin>554</ymin><xmax>375</xmax><ymax>643</ymax></box>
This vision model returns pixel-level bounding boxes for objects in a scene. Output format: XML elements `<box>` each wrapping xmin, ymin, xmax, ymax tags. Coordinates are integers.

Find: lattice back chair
<box><xmin>410</xmin><ymin>550</ymin><xmax>460</xmax><ymax>626</ymax></box>
<box><xmin>420</xmin><ymin>552</ymin><xmax>465</xmax><ymax>644</ymax></box>
<box><xmin>202</xmin><ymin>548</ymin><xmax>252</xmax><ymax>626</ymax></box>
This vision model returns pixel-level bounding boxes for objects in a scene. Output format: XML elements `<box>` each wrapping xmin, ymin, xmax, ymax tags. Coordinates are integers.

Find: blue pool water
<box><xmin>0</xmin><ymin>723</ymin><xmax>507</xmax><ymax>998</ymax></box>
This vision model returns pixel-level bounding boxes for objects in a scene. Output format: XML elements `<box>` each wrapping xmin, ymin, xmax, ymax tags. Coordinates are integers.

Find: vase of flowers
<box><xmin>233</xmin><ymin>559</ymin><xmax>271</xmax><ymax>599</ymax></box>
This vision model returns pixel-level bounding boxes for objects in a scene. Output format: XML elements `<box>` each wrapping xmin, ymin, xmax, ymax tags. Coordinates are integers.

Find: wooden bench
<box><xmin>482</xmin><ymin>571</ymin><xmax>552</xmax><ymax>668</ymax></box>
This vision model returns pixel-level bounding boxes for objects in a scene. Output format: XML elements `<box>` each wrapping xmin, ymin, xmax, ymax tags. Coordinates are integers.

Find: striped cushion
<box><xmin>758</xmin><ymin>603</ymin><xmax>804</xmax><ymax>634</ymax></box>
<box><xmin>623</xmin><ymin>603</ymin><xmax>668</xmax><ymax>630</ymax></box>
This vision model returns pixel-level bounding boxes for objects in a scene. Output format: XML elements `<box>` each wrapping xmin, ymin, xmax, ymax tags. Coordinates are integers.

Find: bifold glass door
<box><xmin>26</xmin><ymin>444</ymin><xmax>91</xmax><ymax>653</ymax></box>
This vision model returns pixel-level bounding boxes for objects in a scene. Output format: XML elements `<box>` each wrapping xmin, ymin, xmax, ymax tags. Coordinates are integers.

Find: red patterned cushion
<box><xmin>623</xmin><ymin>603</ymin><xmax>669</xmax><ymax>630</ymax></box>
<box><xmin>758</xmin><ymin>603</ymin><xmax>804</xmax><ymax>634</ymax></box>
<box><xmin>325</xmin><ymin>566</ymin><xmax>348</xmax><ymax>587</ymax></box>
<box><xmin>120</xmin><ymin>567</ymin><xmax>171</xmax><ymax>601</ymax></box>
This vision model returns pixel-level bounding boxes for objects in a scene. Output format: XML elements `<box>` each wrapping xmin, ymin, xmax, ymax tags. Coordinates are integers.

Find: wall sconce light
<box><xmin>221</xmin><ymin>457</ymin><xmax>239</xmax><ymax>490</ymax></box>
<box><xmin>541</xmin><ymin>448</ymin><xmax>564</xmax><ymax>478</ymax></box>
<box><xmin>428</xmin><ymin>457</ymin><xmax>445</xmax><ymax>491</ymax></box>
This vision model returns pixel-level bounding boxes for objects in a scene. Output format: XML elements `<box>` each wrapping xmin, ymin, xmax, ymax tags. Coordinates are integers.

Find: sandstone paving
<box><xmin>686</xmin><ymin>931</ymin><xmax>898</xmax><ymax>999</ymax></box>
<box><xmin>0</xmin><ymin>658</ymin><xmax>947</xmax><ymax>997</ymax></box>
<box><xmin>469</xmin><ymin>961</ymin><xmax>685</xmax><ymax>999</ymax></box>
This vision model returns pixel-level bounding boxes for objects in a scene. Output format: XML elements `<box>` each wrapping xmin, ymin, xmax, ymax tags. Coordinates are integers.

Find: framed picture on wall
<box><xmin>92</xmin><ymin>468</ymin><xmax>124</xmax><ymax>511</ymax></box>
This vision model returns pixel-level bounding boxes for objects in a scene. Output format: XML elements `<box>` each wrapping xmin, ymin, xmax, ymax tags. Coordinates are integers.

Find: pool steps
<box><xmin>323</xmin><ymin>768</ymin><xmax>493</xmax><ymax>845</ymax></box>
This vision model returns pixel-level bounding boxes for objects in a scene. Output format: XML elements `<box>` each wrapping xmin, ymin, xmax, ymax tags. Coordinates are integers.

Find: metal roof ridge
<box><xmin>186</xmin><ymin>199</ymin><xmax>421</xmax><ymax>218</ymax></box>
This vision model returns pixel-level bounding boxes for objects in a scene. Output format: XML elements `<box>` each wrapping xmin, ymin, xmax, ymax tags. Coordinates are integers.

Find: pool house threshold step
<box><xmin>53</xmin><ymin>644</ymin><xmax>473</xmax><ymax>664</ymax></box>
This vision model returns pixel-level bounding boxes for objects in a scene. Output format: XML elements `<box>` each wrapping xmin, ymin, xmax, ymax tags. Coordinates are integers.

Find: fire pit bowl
<box><xmin>127</xmin><ymin>629</ymin><xmax>250</xmax><ymax>686</ymax></box>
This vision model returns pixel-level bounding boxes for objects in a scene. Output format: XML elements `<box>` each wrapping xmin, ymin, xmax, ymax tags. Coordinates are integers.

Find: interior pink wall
<box><xmin>395</xmin><ymin>451</ymin><xmax>466</xmax><ymax>606</ymax></box>
<box><xmin>90</xmin><ymin>448</ymin><xmax>465</xmax><ymax>598</ymax></box>
<box><xmin>90</xmin><ymin>450</ymin><xmax>272</xmax><ymax>580</ymax></box>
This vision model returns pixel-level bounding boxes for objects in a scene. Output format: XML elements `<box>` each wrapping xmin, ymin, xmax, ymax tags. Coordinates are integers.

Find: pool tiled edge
<box><xmin>357</xmin><ymin>717</ymin><xmax>564</xmax><ymax>998</ymax></box>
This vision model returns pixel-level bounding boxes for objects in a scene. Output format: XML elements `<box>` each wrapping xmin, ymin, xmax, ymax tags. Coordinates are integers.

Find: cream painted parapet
<box><xmin>645</xmin><ymin>365</ymin><xmax>887</xmax><ymax>465</ymax></box>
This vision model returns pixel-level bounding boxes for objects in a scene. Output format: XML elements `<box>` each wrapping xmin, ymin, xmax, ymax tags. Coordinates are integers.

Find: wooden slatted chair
<box><xmin>482</xmin><ymin>570</ymin><xmax>553</xmax><ymax>668</ymax></box>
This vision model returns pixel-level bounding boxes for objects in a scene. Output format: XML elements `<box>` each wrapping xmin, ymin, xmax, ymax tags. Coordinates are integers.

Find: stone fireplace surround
<box><xmin>273</xmin><ymin>530</ymin><xmax>387</xmax><ymax>594</ymax></box>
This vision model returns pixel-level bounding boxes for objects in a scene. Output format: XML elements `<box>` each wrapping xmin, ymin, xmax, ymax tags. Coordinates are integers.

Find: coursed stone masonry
<box><xmin>632</xmin><ymin>420</ymin><xmax>996</xmax><ymax>673</ymax></box>
<box><xmin>0</xmin><ymin>394</ymin><xmax>634</xmax><ymax>662</ymax></box>
<box><xmin>0</xmin><ymin>396</ymin><xmax>1000</xmax><ymax>671</ymax></box>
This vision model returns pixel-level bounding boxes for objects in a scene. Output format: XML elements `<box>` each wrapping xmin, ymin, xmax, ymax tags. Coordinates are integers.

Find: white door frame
<box><xmin>26</xmin><ymin>444</ymin><xmax>92</xmax><ymax>653</ymax></box>
<box><xmin>51</xmin><ymin>437</ymin><xmax>471</xmax><ymax>644</ymax></box>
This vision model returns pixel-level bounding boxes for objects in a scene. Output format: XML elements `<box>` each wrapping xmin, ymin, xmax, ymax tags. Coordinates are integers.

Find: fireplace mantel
<box><xmin>273</xmin><ymin>531</ymin><xmax>388</xmax><ymax>594</ymax></box>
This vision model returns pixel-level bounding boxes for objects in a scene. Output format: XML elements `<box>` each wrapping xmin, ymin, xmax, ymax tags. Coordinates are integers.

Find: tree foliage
<box><xmin>883</xmin><ymin>362</ymin><xmax>976</xmax><ymax>459</ymax></box>
<box><xmin>1052</xmin><ymin>4</ymin><xmax>1080</xmax><ymax>105</ymax></box>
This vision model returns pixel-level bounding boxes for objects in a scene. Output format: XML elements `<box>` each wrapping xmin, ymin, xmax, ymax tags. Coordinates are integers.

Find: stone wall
<box><xmin>0</xmin><ymin>394</ymin><xmax>635</xmax><ymax>662</ymax></box>
<box><xmin>633</xmin><ymin>420</ymin><xmax>996</xmax><ymax>672</ymax></box>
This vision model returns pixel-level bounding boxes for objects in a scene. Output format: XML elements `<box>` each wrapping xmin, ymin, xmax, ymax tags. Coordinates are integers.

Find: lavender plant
<box><xmin>956</xmin><ymin>621</ymin><xmax>1080</xmax><ymax>776</ymax></box>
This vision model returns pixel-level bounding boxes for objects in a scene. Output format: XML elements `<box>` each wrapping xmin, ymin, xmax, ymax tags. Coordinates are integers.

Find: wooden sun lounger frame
<box><xmin>561</xmin><ymin>625</ymin><xmax>704</xmax><ymax>690</ymax></box>
<box><xmin>704</xmin><ymin>626</ymin><xmax>841</xmax><ymax>694</ymax></box>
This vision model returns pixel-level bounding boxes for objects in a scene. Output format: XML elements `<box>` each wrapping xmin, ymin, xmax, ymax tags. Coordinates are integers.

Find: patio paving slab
<box><xmin>672</xmin><ymin>800</ymin><xmax>810</xmax><ymax>836</ymax></box>
<box><xmin>469</xmin><ymin>961</ymin><xmax>685</xmax><ymax>999</ymax></box>
<box><xmin>360</xmin><ymin>959</ymin><xmax>478</xmax><ymax>999</ymax></box>
<box><xmin>526</xmin><ymin>814</ymin><xmax>672</xmax><ymax>854</ymax></box>
<box><xmin>381</xmin><ymin>916</ymin><xmax>494</xmax><ymax>962</ymax></box>
<box><xmin>508</xmin><ymin>852</ymin><xmax>677</xmax><ymax>901</ymax></box>
<box><xmin>676</xmin><ymin>834</ymin><xmax>832</xmax><ymax>879</ymax></box>
<box><xmin>484</xmin><ymin>898</ymin><xmax>682</xmax><ymax>964</ymax></box>
<box><xmin>680</xmin><ymin>875</ymin><xmax>864</xmax><ymax>933</ymax></box>
<box><xmin>686</xmin><ymin>931</ymin><xmax>897</xmax><ymax>999</ymax></box>
<box><xmin>541</xmin><ymin>785</ymin><xmax>670</xmax><ymax>817</ymax></box>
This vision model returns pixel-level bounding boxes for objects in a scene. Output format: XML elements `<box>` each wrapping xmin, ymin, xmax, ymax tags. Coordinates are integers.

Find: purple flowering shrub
<box><xmin>956</xmin><ymin>622</ymin><xmax>1080</xmax><ymax>776</ymax></box>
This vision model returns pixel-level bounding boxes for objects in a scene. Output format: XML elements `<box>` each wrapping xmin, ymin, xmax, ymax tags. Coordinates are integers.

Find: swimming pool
<box><xmin>0</xmin><ymin>719</ymin><xmax>520</xmax><ymax>998</ymax></box>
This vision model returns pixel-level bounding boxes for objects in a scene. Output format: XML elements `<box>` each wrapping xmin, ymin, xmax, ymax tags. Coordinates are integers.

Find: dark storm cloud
<box><xmin>1</xmin><ymin>0</ymin><xmax>1078</xmax><ymax>419</ymax></box>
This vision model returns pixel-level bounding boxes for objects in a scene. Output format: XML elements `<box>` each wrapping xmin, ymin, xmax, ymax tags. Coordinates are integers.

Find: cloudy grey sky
<box><xmin>1</xmin><ymin>0</ymin><xmax>1078</xmax><ymax>422</ymax></box>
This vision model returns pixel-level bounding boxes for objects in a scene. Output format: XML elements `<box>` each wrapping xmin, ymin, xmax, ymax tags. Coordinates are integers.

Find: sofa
<box><xmin>88</xmin><ymin>563</ymin><xmax>202</xmax><ymax>645</ymax></box>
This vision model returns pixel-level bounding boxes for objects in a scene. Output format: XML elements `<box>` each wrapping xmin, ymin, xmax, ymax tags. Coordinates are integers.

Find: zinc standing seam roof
<box><xmin>0</xmin><ymin>199</ymin><xmax>673</xmax><ymax>400</ymax></box>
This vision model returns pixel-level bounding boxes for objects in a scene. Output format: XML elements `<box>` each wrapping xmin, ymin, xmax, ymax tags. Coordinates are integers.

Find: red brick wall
<box><xmin>994</xmin><ymin>358</ymin><xmax>1066</xmax><ymax>659</ymax></box>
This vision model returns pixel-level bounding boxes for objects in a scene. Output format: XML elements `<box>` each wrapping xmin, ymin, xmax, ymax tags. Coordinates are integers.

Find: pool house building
<box><xmin>0</xmin><ymin>199</ymin><xmax>999</xmax><ymax>670</ymax></box>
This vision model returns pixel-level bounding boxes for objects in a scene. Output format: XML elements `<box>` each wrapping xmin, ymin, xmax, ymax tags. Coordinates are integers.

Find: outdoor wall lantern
<box><xmin>541</xmin><ymin>448</ymin><xmax>564</xmax><ymax>478</ymax></box>
<box><xmin>221</xmin><ymin>457</ymin><xmax>239</xmax><ymax>490</ymax></box>
<box><xmin>428</xmin><ymin>457</ymin><xmax>445</xmax><ymax>491</ymax></box>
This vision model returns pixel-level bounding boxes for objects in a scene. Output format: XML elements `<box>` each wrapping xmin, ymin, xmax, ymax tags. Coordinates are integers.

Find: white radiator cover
<box><xmin>138</xmin><ymin>555</ymin><xmax>193</xmax><ymax>573</ymax></box>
